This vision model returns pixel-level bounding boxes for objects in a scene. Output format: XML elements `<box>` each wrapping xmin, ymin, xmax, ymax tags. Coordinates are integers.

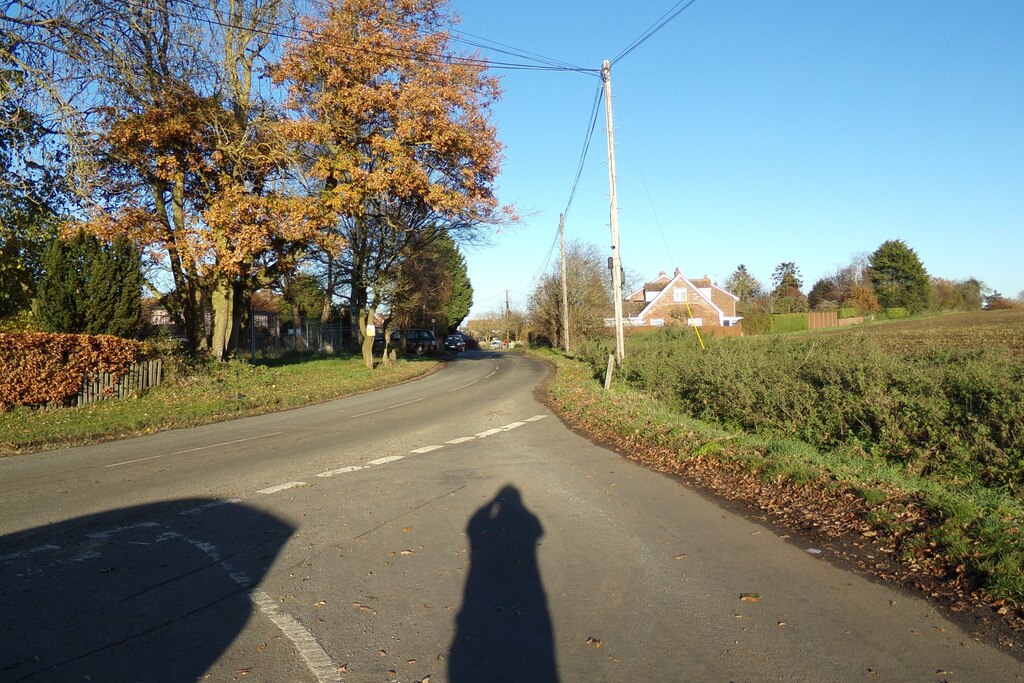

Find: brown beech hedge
<box><xmin>0</xmin><ymin>333</ymin><xmax>150</xmax><ymax>410</ymax></box>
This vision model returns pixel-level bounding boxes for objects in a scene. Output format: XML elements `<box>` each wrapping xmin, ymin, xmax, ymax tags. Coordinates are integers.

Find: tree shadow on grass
<box><xmin>449</xmin><ymin>485</ymin><xmax>558</xmax><ymax>683</ymax></box>
<box><xmin>0</xmin><ymin>499</ymin><xmax>293</xmax><ymax>682</ymax></box>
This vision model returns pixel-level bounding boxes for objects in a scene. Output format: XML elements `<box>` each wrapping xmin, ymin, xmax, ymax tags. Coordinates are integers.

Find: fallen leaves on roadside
<box><xmin>337</xmin><ymin>664</ymin><xmax>347</xmax><ymax>673</ymax></box>
<box><xmin>352</xmin><ymin>602</ymin><xmax>373</xmax><ymax>612</ymax></box>
<box><xmin>256</xmin><ymin>642</ymin><xmax>267</xmax><ymax>653</ymax></box>
<box><xmin>233</xmin><ymin>667</ymin><xmax>252</xmax><ymax>676</ymax></box>
<box><xmin>674</xmin><ymin>553</ymin><xmax>687</xmax><ymax>560</ymax></box>
<box><xmin>740</xmin><ymin>593</ymin><xmax>760</xmax><ymax>602</ymax></box>
<box><xmin>400</xmin><ymin>549</ymin><xmax>415</xmax><ymax>556</ymax></box>
<box><xmin>386</xmin><ymin>670</ymin><xmax>397</xmax><ymax>679</ymax></box>
<box><xmin>403</xmin><ymin>527</ymin><xmax>413</xmax><ymax>532</ymax></box>
<box><xmin>313</xmin><ymin>600</ymin><xmax>326</xmax><ymax>608</ymax></box>
<box><xmin>585</xmin><ymin>637</ymin><xmax>602</xmax><ymax>649</ymax></box>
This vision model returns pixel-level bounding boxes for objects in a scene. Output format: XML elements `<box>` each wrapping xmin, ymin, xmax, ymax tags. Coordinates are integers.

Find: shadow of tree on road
<box><xmin>449</xmin><ymin>485</ymin><xmax>558</xmax><ymax>682</ymax></box>
<box><xmin>0</xmin><ymin>499</ymin><xmax>293</xmax><ymax>682</ymax></box>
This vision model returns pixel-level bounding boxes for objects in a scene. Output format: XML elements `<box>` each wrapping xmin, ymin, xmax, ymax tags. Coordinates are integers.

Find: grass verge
<box><xmin>536</xmin><ymin>347</ymin><xmax>1024</xmax><ymax>637</ymax></box>
<box><xmin>0</xmin><ymin>353</ymin><xmax>438</xmax><ymax>455</ymax></box>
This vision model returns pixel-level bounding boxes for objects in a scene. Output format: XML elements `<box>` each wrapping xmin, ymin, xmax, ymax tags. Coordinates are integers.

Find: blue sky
<box><xmin>446</xmin><ymin>0</ymin><xmax>1024</xmax><ymax>318</ymax></box>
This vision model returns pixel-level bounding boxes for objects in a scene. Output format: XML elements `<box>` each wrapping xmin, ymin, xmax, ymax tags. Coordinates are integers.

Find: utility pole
<box><xmin>602</xmin><ymin>59</ymin><xmax>625</xmax><ymax>364</ymax></box>
<box><xmin>559</xmin><ymin>213</ymin><xmax>570</xmax><ymax>353</ymax></box>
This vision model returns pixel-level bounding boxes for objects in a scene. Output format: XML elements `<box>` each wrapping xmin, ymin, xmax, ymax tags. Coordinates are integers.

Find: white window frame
<box><xmin>673</xmin><ymin>287</ymin><xmax>687</xmax><ymax>303</ymax></box>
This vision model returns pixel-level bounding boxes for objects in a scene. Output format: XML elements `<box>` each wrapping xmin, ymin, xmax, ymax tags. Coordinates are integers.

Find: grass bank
<box><xmin>0</xmin><ymin>353</ymin><xmax>438</xmax><ymax>455</ymax></box>
<box><xmin>536</xmin><ymin>324</ymin><xmax>1024</xmax><ymax>623</ymax></box>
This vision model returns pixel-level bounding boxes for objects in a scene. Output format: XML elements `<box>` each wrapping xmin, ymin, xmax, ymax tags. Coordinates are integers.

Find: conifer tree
<box><xmin>85</xmin><ymin>234</ymin><xmax>143</xmax><ymax>338</ymax></box>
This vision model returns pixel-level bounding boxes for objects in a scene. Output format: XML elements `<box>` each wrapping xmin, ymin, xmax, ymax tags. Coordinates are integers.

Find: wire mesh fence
<box><xmin>238</xmin><ymin>321</ymin><xmax>353</xmax><ymax>361</ymax></box>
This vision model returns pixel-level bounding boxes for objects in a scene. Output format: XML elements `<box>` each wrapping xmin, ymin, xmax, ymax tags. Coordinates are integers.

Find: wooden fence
<box><xmin>807</xmin><ymin>311</ymin><xmax>839</xmax><ymax>329</ymax></box>
<box><xmin>76</xmin><ymin>359</ymin><xmax>163</xmax><ymax>407</ymax></box>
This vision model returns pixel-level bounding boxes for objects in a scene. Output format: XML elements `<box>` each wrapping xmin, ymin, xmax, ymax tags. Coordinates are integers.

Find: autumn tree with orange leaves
<box><xmin>6</xmin><ymin>0</ymin><xmax>336</xmax><ymax>359</ymax></box>
<box><xmin>273</xmin><ymin>0</ymin><xmax>513</xmax><ymax>368</ymax></box>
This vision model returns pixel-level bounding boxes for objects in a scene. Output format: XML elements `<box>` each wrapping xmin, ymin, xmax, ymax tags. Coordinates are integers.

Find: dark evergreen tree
<box><xmin>37</xmin><ymin>231</ymin><xmax>96</xmax><ymax>333</ymax></box>
<box><xmin>771</xmin><ymin>262</ymin><xmax>803</xmax><ymax>295</ymax></box>
<box><xmin>437</xmin><ymin>238</ymin><xmax>473</xmax><ymax>332</ymax></box>
<box><xmin>38</xmin><ymin>231</ymin><xmax>143</xmax><ymax>337</ymax></box>
<box><xmin>868</xmin><ymin>240</ymin><xmax>930</xmax><ymax>313</ymax></box>
<box><xmin>85</xmin><ymin>234</ymin><xmax>143</xmax><ymax>338</ymax></box>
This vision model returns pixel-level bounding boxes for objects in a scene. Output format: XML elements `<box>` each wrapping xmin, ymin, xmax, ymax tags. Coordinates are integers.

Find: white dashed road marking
<box><xmin>0</xmin><ymin>544</ymin><xmax>61</xmax><ymax>564</ymax></box>
<box><xmin>166</xmin><ymin>529</ymin><xmax>341</xmax><ymax>682</ymax></box>
<box><xmin>368</xmin><ymin>455</ymin><xmax>405</xmax><ymax>465</ymax></box>
<box><xmin>317</xmin><ymin>465</ymin><xmax>365</xmax><ymax>478</ymax></box>
<box><xmin>350</xmin><ymin>397</ymin><xmax>426</xmax><ymax>419</ymax></box>
<box><xmin>180</xmin><ymin>499</ymin><xmax>242</xmax><ymax>515</ymax></box>
<box><xmin>257</xmin><ymin>413</ymin><xmax>551</xmax><ymax>496</ymax></box>
<box><xmin>251</xmin><ymin>590</ymin><xmax>341</xmax><ymax>682</ymax></box>
<box><xmin>257</xmin><ymin>481</ymin><xmax>306</xmax><ymax>495</ymax></box>
<box><xmin>105</xmin><ymin>432</ymin><xmax>284</xmax><ymax>468</ymax></box>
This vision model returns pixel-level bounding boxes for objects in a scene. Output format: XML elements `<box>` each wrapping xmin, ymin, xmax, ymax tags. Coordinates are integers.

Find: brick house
<box><xmin>614</xmin><ymin>268</ymin><xmax>742</xmax><ymax>329</ymax></box>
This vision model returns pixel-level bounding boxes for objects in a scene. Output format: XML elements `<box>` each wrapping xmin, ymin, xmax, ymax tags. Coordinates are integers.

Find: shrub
<box><xmin>770</xmin><ymin>313</ymin><xmax>809</xmax><ymax>334</ymax></box>
<box><xmin>0</xmin><ymin>333</ymin><xmax>150</xmax><ymax>410</ymax></box>
<box><xmin>610</xmin><ymin>329</ymin><xmax>1024</xmax><ymax>491</ymax></box>
<box><xmin>740</xmin><ymin>310</ymin><xmax>772</xmax><ymax>335</ymax></box>
<box><xmin>838</xmin><ymin>307</ymin><xmax>859</xmax><ymax>319</ymax></box>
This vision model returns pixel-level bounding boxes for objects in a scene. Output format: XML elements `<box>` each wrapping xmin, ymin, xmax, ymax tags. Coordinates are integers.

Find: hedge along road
<box><xmin>0</xmin><ymin>350</ymin><xmax>1020</xmax><ymax>681</ymax></box>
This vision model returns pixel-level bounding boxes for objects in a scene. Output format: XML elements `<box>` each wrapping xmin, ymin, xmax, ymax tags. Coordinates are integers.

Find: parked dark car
<box><xmin>391</xmin><ymin>329</ymin><xmax>438</xmax><ymax>355</ymax></box>
<box><xmin>444</xmin><ymin>334</ymin><xmax>466</xmax><ymax>352</ymax></box>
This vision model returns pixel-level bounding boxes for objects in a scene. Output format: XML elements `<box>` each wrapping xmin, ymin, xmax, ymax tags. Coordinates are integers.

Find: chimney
<box><xmin>674</xmin><ymin>267</ymin><xmax>681</xmax><ymax>277</ymax></box>
<box><xmin>658</xmin><ymin>271</ymin><xmax>666</xmax><ymax>277</ymax></box>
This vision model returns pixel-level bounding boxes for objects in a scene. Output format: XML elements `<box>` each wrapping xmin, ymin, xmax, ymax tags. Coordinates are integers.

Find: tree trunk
<box><xmin>210</xmin><ymin>277</ymin><xmax>235</xmax><ymax>362</ymax></box>
<box><xmin>357</xmin><ymin>307</ymin><xmax>374</xmax><ymax>369</ymax></box>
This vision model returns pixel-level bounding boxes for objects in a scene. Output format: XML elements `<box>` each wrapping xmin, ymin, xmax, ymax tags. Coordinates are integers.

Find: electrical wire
<box><xmin>631</xmin><ymin>150</ymin><xmax>676</xmax><ymax>270</ymax></box>
<box><xmin>612</xmin><ymin>0</ymin><xmax>701</xmax><ymax>65</ymax></box>
<box><xmin>121</xmin><ymin>0</ymin><xmax>599</xmax><ymax>74</ymax></box>
<box><xmin>562</xmin><ymin>80</ymin><xmax>605</xmax><ymax>220</ymax></box>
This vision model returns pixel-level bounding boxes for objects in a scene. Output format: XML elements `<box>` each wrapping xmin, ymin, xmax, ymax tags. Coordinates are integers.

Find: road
<box><xmin>1</xmin><ymin>351</ymin><xmax>1021</xmax><ymax>682</ymax></box>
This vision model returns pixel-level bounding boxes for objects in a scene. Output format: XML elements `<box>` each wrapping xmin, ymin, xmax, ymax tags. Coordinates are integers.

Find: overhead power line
<box><xmin>562</xmin><ymin>80</ymin><xmax>605</xmax><ymax>220</ymax></box>
<box><xmin>120</xmin><ymin>0</ymin><xmax>599</xmax><ymax>75</ymax></box>
<box><xmin>612</xmin><ymin>0</ymin><xmax>701</xmax><ymax>65</ymax></box>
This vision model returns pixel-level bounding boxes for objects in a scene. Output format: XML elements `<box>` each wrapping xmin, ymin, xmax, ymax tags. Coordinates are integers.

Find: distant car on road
<box><xmin>490</xmin><ymin>338</ymin><xmax>503</xmax><ymax>349</ymax></box>
<box><xmin>444</xmin><ymin>334</ymin><xmax>466</xmax><ymax>352</ymax></box>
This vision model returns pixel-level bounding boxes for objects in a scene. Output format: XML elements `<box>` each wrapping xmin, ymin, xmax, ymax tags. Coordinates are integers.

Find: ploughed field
<box><xmin>820</xmin><ymin>308</ymin><xmax>1024</xmax><ymax>359</ymax></box>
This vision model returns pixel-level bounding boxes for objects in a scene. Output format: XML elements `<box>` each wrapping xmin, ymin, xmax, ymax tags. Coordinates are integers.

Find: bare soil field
<box><xmin>821</xmin><ymin>308</ymin><xmax>1024</xmax><ymax>359</ymax></box>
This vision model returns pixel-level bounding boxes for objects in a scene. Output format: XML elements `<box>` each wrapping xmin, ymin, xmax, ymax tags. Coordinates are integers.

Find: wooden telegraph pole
<box><xmin>559</xmin><ymin>213</ymin><xmax>570</xmax><ymax>353</ymax></box>
<box><xmin>602</xmin><ymin>59</ymin><xmax>625</xmax><ymax>364</ymax></box>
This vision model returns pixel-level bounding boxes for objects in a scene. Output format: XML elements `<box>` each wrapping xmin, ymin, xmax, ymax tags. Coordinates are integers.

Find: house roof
<box><xmin>627</xmin><ymin>272</ymin><xmax>671</xmax><ymax>302</ymax></box>
<box><xmin>635</xmin><ymin>274</ymin><xmax>726</xmax><ymax>322</ymax></box>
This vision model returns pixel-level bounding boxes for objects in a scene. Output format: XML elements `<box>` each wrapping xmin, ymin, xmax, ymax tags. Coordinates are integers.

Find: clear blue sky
<box><xmin>446</xmin><ymin>0</ymin><xmax>1024</xmax><ymax>319</ymax></box>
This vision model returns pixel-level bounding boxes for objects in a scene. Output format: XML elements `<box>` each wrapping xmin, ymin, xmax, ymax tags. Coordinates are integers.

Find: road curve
<box><xmin>1</xmin><ymin>350</ymin><xmax>1020</xmax><ymax>682</ymax></box>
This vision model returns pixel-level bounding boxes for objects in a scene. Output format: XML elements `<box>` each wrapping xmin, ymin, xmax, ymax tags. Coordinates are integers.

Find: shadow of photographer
<box><xmin>449</xmin><ymin>485</ymin><xmax>558</xmax><ymax>682</ymax></box>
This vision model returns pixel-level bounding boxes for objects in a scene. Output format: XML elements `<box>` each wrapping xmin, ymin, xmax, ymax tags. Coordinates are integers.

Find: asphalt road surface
<box><xmin>1</xmin><ymin>351</ymin><xmax>1021</xmax><ymax>682</ymax></box>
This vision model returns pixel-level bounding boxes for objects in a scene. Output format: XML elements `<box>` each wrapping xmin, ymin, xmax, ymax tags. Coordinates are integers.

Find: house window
<box><xmin>687</xmin><ymin>317</ymin><xmax>703</xmax><ymax>327</ymax></box>
<box><xmin>650</xmin><ymin>318</ymin><xmax>665</xmax><ymax>326</ymax></box>
<box><xmin>673</xmin><ymin>288</ymin><xmax>687</xmax><ymax>303</ymax></box>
